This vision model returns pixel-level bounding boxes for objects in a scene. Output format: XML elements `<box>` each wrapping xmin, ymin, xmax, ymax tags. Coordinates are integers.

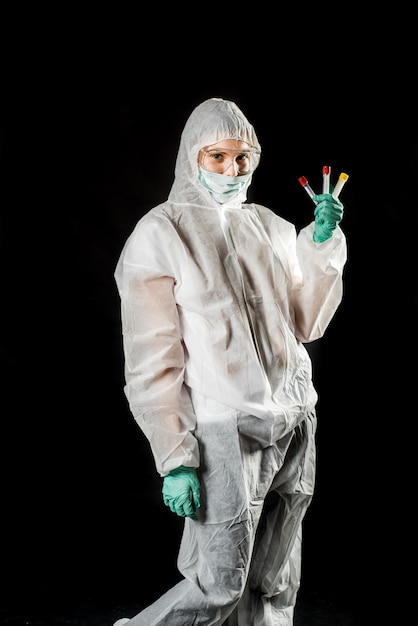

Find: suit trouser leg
<box><xmin>226</xmin><ymin>411</ymin><xmax>316</xmax><ymax>626</ymax></box>
<box><xmin>124</xmin><ymin>409</ymin><xmax>316</xmax><ymax>626</ymax></box>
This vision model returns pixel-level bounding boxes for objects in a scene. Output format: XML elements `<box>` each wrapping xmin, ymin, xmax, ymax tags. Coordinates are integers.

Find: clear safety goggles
<box><xmin>199</xmin><ymin>147</ymin><xmax>260</xmax><ymax>175</ymax></box>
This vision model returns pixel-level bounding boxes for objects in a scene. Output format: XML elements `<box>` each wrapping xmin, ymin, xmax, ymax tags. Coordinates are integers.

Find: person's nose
<box><xmin>224</xmin><ymin>159</ymin><xmax>239</xmax><ymax>176</ymax></box>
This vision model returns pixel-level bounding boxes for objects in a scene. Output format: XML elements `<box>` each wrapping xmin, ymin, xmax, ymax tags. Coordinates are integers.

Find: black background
<box><xmin>2</xmin><ymin>11</ymin><xmax>417</xmax><ymax>625</ymax></box>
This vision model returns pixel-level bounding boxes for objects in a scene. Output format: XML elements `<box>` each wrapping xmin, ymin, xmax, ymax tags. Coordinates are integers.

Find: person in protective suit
<box><xmin>113</xmin><ymin>97</ymin><xmax>347</xmax><ymax>626</ymax></box>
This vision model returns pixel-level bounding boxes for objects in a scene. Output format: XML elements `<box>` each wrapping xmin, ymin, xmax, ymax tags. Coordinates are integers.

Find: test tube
<box><xmin>298</xmin><ymin>176</ymin><xmax>317</xmax><ymax>204</ymax></box>
<box><xmin>322</xmin><ymin>165</ymin><xmax>331</xmax><ymax>194</ymax></box>
<box><xmin>332</xmin><ymin>172</ymin><xmax>349</xmax><ymax>199</ymax></box>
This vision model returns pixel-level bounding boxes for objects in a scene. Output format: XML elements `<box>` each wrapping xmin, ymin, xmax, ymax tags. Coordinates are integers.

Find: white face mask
<box><xmin>198</xmin><ymin>168</ymin><xmax>252</xmax><ymax>203</ymax></box>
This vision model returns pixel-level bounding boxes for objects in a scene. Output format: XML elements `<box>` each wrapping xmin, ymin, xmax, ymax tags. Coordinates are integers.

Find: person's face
<box><xmin>198</xmin><ymin>139</ymin><xmax>255</xmax><ymax>176</ymax></box>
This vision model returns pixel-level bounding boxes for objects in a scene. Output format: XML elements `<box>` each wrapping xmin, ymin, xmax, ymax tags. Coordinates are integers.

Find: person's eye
<box><xmin>211</xmin><ymin>153</ymin><xmax>222</xmax><ymax>160</ymax></box>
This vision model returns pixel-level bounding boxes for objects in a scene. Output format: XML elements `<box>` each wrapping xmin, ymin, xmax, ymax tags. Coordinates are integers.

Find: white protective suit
<box><xmin>114</xmin><ymin>98</ymin><xmax>347</xmax><ymax>626</ymax></box>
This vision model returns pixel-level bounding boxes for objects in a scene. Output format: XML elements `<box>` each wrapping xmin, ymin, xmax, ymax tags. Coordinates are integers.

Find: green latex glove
<box><xmin>312</xmin><ymin>193</ymin><xmax>344</xmax><ymax>243</ymax></box>
<box><xmin>162</xmin><ymin>465</ymin><xmax>201</xmax><ymax>521</ymax></box>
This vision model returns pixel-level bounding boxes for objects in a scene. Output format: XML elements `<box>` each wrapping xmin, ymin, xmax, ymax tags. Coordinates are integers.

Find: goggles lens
<box><xmin>199</xmin><ymin>147</ymin><xmax>260</xmax><ymax>175</ymax></box>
